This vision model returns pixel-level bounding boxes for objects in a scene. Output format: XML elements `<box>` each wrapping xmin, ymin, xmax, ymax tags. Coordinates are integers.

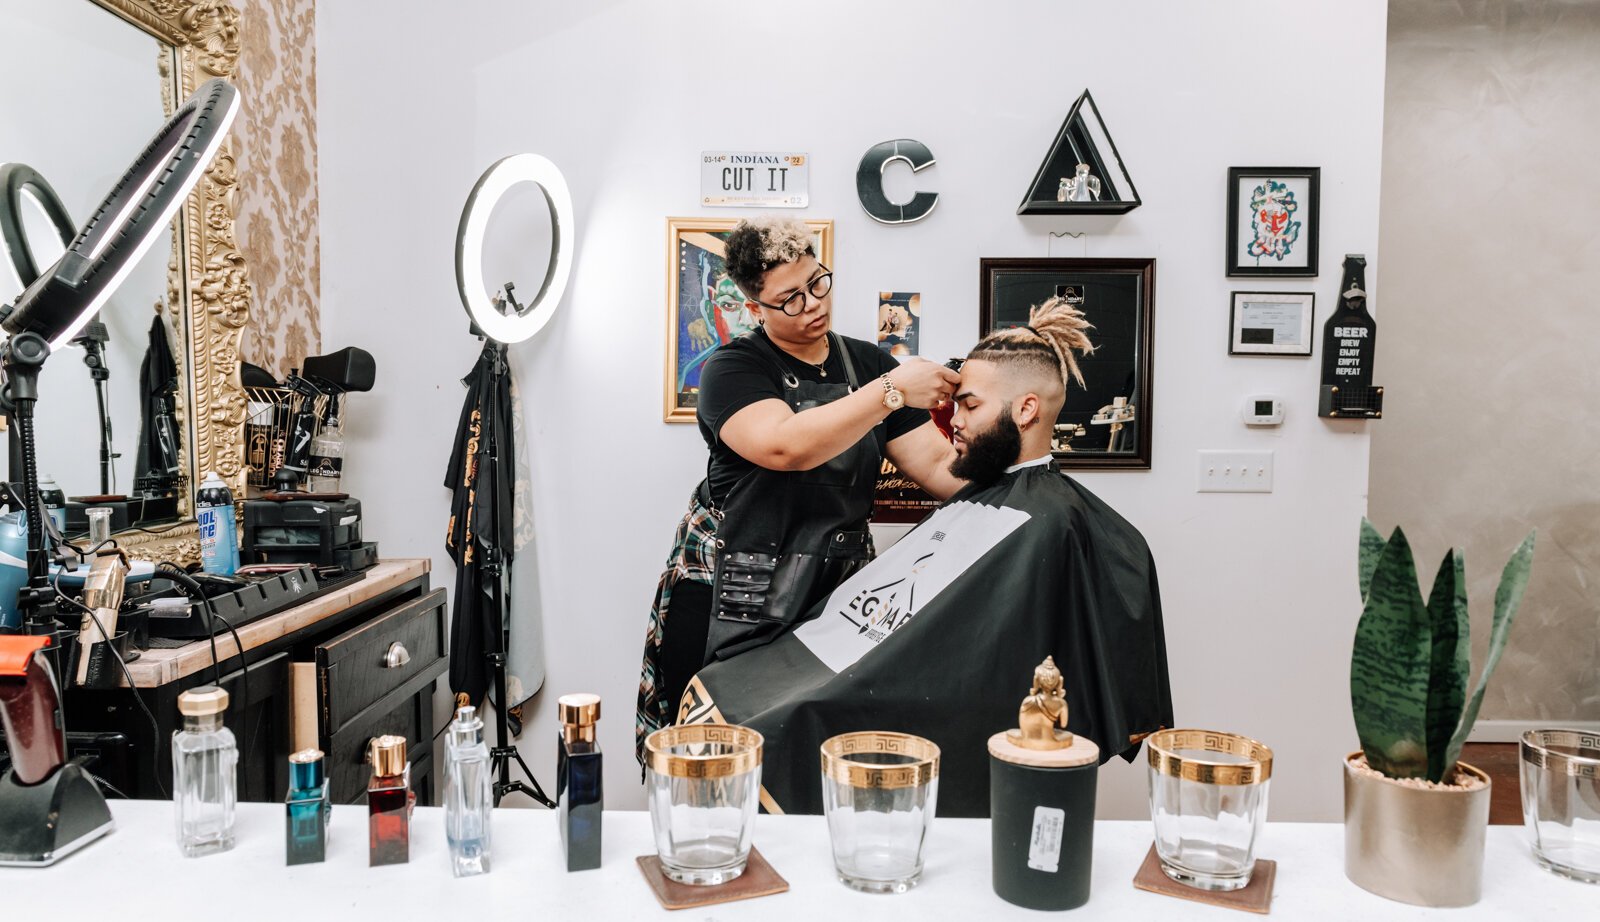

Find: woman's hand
<box><xmin>887</xmin><ymin>359</ymin><xmax>961</xmax><ymax>410</ymax></box>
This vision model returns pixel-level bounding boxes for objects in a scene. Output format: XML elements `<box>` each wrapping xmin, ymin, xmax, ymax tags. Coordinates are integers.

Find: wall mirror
<box><xmin>0</xmin><ymin>0</ymin><xmax>252</xmax><ymax>563</ymax></box>
<box><xmin>978</xmin><ymin>257</ymin><xmax>1154</xmax><ymax>470</ymax></box>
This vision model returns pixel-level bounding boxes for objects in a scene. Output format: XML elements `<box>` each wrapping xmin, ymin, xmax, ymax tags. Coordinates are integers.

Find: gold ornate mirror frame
<box><xmin>90</xmin><ymin>0</ymin><xmax>251</xmax><ymax>564</ymax></box>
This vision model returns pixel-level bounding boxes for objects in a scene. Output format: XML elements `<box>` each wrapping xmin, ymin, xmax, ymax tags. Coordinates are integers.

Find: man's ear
<box><xmin>1013</xmin><ymin>392</ymin><xmax>1043</xmax><ymax>430</ymax></box>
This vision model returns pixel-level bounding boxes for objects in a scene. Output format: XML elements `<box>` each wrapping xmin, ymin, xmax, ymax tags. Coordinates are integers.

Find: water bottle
<box><xmin>196</xmin><ymin>471</ymin><xmax>239</xmax><ymax>576</ymax></box>
<box><xmin>37</xmin><ymin>474</ymin><xmax>66</xmax><ymax>534</ymax></box>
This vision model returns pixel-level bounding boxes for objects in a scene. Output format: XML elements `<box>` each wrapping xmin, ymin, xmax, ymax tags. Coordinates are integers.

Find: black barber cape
<box><xmin>444</xmin><ymin>343</ymin><xmax>516</xmax><ymax>710</ymax></box>
<box><xmin>680</xmin><ymin>463</ymin><xmax>1173</xmax><ymax>817</ymax></box>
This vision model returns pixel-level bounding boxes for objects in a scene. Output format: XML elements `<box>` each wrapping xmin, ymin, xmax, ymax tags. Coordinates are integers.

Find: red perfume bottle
<box><xmin>367</xmin><ymin>735</ymin><xmax>414</xmax><ymax>866</ymax></box>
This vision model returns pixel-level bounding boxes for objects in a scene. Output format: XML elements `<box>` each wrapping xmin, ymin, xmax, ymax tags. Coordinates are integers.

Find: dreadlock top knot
<box><xmin>968</xmin><ymin>295</ymin><xmax>1096</xmax><ymax>390</ymax></box>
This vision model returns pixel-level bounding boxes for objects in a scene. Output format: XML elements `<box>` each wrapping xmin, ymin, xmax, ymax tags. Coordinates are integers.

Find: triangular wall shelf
<box><xmin>1018</xmin><ymin>89</ymin><xmax>1141</xmax><ymax>215</ymax></box>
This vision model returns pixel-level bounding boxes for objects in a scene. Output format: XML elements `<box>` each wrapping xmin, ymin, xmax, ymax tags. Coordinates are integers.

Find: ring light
<box><xmin>1</xmin><ymin>78</ymin><xmax>239</xmax><ymax>349</ymax></box>
<box><xmin>0</xmin><ymin>164</ymin><xmax>76</xmax><ymax>293</ymax></box>
<box><xmin>455</xmin><ymin>154</ymin><xmax>574</xmax><ymax>344</ymax></box>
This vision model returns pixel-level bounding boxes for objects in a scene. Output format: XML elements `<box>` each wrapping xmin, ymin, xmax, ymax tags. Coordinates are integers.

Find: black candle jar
<box><xmin>988</xmin><ymin>733</ymin><xmax>1100</xmax><ymax>911</ymax></box>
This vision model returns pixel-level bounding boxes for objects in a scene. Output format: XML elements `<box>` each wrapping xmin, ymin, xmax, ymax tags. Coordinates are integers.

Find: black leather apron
<box><xmin>703</xmin><ymin>331</ymin><xmax>884</xmax><ymax>662</ymax></box>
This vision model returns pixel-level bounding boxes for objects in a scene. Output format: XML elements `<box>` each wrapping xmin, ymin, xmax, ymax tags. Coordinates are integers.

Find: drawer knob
<box><xmin>383</xmin><ymin>642</ymin><xmax>411</xmax><ymax>669</ymax></box>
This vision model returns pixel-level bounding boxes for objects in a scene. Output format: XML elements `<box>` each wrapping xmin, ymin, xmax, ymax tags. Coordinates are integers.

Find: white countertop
<box><xmin>2</xmin><ymin>801</ymin><xmax>1590</xmax><ymax>919</ymax></box>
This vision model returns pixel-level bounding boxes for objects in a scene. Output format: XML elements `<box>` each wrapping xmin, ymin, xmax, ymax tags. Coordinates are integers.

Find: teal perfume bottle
<box><xmin>285</xmin><ymin>749</ymin><xmax>330</xmax><ymax>865</ymax></box>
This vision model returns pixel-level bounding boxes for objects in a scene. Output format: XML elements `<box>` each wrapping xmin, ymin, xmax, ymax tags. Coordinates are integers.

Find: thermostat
<box><xmin>1242</xmin><ymin>396</ymin><xmax>1284</xmax><ymax>427</ymax></box>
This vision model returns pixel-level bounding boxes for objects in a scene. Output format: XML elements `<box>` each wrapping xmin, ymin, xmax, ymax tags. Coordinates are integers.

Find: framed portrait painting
<box><xmin>1226</xmin><ymin>167</ymin><xmax>1319</xmax><ymax>277</ymax></box>
<box><xmin>979</xmin><ymin>257</ymin><xmax>1155</xmax><ymax>470</ymax></box>
<box><xmin>664</xmin><ymin>217</ymin><xmax>834</xmax><ymax>423</ymax></box>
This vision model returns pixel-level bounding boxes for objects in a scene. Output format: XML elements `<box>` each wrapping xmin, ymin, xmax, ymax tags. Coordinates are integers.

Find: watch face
<box><xmin>884</xmin><ymin>390</ymin><xmax>905</xmax><ymax>410</ymax></box>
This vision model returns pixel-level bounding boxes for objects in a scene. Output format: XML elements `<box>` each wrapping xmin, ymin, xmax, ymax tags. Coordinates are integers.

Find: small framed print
<box><xmin>1230</xmin><ymin>291</ymin><xmax>1315</xmax><ymax>356</ymax></box>
<box><xmin>1227</xmin><ymin>166</ymin><xmax>1319</xmax><ymax>277</ymax></box>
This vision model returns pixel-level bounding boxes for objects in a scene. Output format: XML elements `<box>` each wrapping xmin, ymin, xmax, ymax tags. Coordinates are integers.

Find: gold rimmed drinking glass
<box><xmin>644</xmin><ymin>724</ymin><xmax>763</xmax><ymax>885</ymax></box>
<box><xmin>820</xmin><ymin>731</ymin><xmax>940</xmax><ymax>893</ymax></box>
<box><xmin>1147</xmin><ymin>729</ymin><xmax>1274</xmax><ymax>891</ymax></box>
<box><xmin>1520</xmin><ymin>729</ymin><xmax>1600</xmax><ymax>884</ymax></box>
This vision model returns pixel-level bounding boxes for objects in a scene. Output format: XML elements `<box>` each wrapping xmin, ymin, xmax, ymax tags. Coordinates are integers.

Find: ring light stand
<box><xmin>0</xmin><ymin>77</ymin><xmax>238</xmax><ymax>867</ymax></box>
<box><xmin>2</xmin><ymin>76</ymin><xmax>239</xmax><ymax>636</ymax></box>
<box><xmin>454</xmin><ymin>154</ymin><xmax>574</xmax><ymax>808</ymax></box>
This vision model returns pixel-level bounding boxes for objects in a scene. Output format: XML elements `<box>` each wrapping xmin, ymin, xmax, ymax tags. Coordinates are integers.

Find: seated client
<box><xmin>675</xmin><ymin>295</ymin><xmax>1174</xmax><ymax>817</ymax></box>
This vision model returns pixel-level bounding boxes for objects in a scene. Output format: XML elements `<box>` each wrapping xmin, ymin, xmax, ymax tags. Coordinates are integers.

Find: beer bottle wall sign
<box><xmin>1318</xmin><ymin>254</ymin><xmax>1384</xmax><ymax>418</ymax></box>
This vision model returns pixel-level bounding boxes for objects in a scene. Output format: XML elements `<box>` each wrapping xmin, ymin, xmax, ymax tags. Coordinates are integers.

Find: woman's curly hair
<box><xmin>723</xmin><ymin>216</ymin><xmax>817</xmax><ymax>299</ymax></box>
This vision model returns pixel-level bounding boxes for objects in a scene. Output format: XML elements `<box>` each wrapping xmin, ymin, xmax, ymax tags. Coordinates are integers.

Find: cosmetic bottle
<box><xmin>285</xmin><ymin>748</ymin><xmax>330</xmax><ymax>865</ymax></box>
<box><xmin>307</xmin><ymin>405</ymin><xmax>344</xmax><ymax>494</ymax></box>
<box><xmin>173</xmin><ymin>685</ymin><xmax>238</xmax><ymax>857</ymax></box>
<box><xmin>37</xmin><ymin>475</ymin><xmax>66</xmax><ymax>534</ymax></box>
<box><xmin>444</xmin><ymin>705</ymin><xmax>493</xmax><ymax>876</ymax></box>
<box><xmin>367</xmin><ymin>734</ymin><xmax>414</xmax><ymax>866</ymax></box>
<box><xmin>196</xmin><ymin>471</ymin><xmax>238</xmax><ymax>576</ymax></box>
<box><xmin>557</xmin><ymin>693</ymin><xmax>603</xmax><ymax>871</ymax></box>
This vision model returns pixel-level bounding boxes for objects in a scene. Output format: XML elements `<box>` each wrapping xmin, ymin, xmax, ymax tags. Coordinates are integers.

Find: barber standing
<box><xmin>637</xmin><ymin>217</ymin><xmax>962</xmax><ymax>755</ymax></box>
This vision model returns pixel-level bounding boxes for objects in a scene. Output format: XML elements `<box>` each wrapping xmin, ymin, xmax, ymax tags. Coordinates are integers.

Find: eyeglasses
<box><xmin>756</xmin><ymin>266</ymin><xmax>833</xmax><ymax>316</ymax></box>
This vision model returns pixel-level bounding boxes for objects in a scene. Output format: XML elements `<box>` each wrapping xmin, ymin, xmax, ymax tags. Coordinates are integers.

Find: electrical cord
<box><xmin>154</xmin><ymin>563</ymin><xmax>224</xmax><ymax>686</ymax></box>
<box><xmin>50</xmin><ymin>568</ymin><xmax>169</xmax><ymax>799</ymax></box>
<box><xmin>156</xmin><ymin>564</ymin><xmax>254</xmax><ymax>792</ymax></box>
<box><xmin>204</xmin><ymin>609</ymin><xmax>255</xmax><ymax>784</ymax></box>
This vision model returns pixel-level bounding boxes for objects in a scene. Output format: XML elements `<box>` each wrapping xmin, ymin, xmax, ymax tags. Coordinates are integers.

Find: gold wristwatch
<box><xmin>880</xmin><ymin>373</ymin><xmax>905</xmax><ymax>411</ymax></box>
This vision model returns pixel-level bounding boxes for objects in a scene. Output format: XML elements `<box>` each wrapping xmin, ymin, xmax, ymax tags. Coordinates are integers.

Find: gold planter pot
<box><xmin>1342</xmin><ymin>752</ymin><xmax>1491</xmax><ymax>907</ymax></box>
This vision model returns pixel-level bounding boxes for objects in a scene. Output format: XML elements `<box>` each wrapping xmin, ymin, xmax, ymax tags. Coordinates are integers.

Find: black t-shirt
<box><xmin>696</xmin><ymin>331</ymin><xmax>930</xmax><ymax>505</ymax></box>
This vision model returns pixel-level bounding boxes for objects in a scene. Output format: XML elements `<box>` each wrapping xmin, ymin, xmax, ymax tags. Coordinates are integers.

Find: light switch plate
<box><xmin>1197</xmin><ymin>450</ymin><xmax>1274</xmax><ymax>493</ymax></box>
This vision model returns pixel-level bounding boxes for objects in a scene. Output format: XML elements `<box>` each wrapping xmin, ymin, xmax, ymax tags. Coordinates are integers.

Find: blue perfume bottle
<box><xmin>285</xmin><ymin>748</ymin><xmax>330</xmax><ymax>865</ymax></box>
<box><xmin>556</xmin><ymin>693</ymin><xmax>602</xmax><ymax>871</ymax></box>
<box><xmin>444</xmin><ymin>705</ymin><xmax>492</xmax><ymax>877</ymax></box>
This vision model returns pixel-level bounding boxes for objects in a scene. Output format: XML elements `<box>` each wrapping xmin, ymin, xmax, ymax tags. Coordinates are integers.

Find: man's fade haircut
<box><xmin>723</xmin><ymin>216</ymin><xmax>817</xmax><ymax>300</ymax></box>
<box><xmin>967</xmin><ymin>295</ymin><xmax>1096</xmax><ymax>396</ymax></box>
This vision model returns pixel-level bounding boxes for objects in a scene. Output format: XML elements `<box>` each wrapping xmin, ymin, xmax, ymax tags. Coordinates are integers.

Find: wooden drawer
<box><xmin>326</xmin><ymin>682</ymin><xmax>429</xmax><ymax>803</ymax></box>
<box><xmin>316</xmin><ymin>588</ymin><xmax>448</xmax><ymax>736</ymax></box>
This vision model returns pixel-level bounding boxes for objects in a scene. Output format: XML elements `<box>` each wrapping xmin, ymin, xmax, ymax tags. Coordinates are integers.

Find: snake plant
<box><xmin>1351</xmin><ymin>519</ymin><xmax>1536</xmax><ymax>782</ymax></box>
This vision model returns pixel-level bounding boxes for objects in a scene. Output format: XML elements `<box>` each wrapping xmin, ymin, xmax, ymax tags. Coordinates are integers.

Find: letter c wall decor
<box><xmin>856</xmin><ymin>139</ymin><xmax>938</xmax><ymax>225</ymax></box>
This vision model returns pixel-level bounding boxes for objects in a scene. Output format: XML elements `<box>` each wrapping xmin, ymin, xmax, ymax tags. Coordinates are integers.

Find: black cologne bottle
<box><xmin>557</xmin><ymin>693</ymin><xmax>602</xmax><ymax>871</ymax></box>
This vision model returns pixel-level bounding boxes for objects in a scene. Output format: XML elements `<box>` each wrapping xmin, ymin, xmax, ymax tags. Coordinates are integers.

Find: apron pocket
<box><xmin>713</xmin><ymin>550</ymin><xmax>777</xmax><ymax>623</ymax></box>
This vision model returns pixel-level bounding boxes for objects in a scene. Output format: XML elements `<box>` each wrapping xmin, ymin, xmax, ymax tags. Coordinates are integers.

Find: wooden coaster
<box><xmin>1132</xmin><ymin>844</ymin><xmax>1276</xmax><ymax>914</ymax></box>
<box><xmin>636</xmin><ymin>846</ymin><xmax>789</xmax><ymax>911</ymax></box>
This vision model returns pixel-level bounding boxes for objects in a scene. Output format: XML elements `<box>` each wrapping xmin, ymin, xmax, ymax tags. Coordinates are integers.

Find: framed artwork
<box><xmin>1229</xmin><ymin>291</ymin><xmax>1315</xmax><ymax>356</ymax></box>
<box><xmin>1226</xmin><ymin>166</ymin><xmax>1319</xmax><ymax>277</ymax></box>
<box><xmin>979</xmin><ymin>258</ymin><xmax>1155</xmax><ymax>470</ymax></box>
<box><xmin>663</xmin><ymin>217</ymin><xmax>834</xmax><ymax>423</ymax></box>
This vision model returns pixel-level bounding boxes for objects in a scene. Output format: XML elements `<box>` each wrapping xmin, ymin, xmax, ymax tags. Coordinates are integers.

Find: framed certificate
<box><xmin>1230</xmin><ymin>291</ymin><xmax>1314</xmax><ymax>356</ymax></box>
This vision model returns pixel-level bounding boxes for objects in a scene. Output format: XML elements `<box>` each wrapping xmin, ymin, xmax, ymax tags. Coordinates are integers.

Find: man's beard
<box><xmin>949</xmin><ymin>412</ymin><xmax>1022</xmax><ymax>485</ymax></box>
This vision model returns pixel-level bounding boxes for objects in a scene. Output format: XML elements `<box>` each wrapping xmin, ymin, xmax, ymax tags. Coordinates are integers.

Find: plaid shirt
<box><xmin>635</xmin><ymin>491</ymin><xmax>718</xmax><ymax>762</ymax></box>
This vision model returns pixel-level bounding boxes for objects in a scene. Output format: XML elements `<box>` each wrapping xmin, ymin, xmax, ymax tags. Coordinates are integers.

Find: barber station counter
<box><xmin>3</xmin><ymin>800</ymin><xmax>1587</xmax><ymax>920</ymax></box>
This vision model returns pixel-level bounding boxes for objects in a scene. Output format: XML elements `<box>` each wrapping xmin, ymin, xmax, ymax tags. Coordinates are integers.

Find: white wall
<box><xmin>319</xmin><ymin>0</ymin><xmax>1387</xmax><ymax>820</ymax></box>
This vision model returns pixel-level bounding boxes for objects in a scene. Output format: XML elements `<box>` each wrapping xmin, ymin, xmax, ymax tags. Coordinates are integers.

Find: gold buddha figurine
<box><xmin>1006</xmin><ymin>656</ymin><xmax>1074</xmax><ymax>751</ymax></box>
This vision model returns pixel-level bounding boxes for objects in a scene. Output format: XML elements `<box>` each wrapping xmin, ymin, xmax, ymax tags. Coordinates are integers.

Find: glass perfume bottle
<box><xmin>444</xmin><ymin>705</ymin><xmax>493</xmax><ymax>877</ymax></box>
<box><xmin>285</xmin><ymin>748</ymin><xmax>330</xmax><ymax>865</ymax></box>
<box><xmin>367</xmin><ymin>734</ymin><xmax>414</xmax><ymax>866</ymax></box>
<box><xmin>557</xmin><ymin>693</ymin><xmax>603</xmax><ymax>871</ymax></box>
<box><xmin>173</xmin><ymin>685</ymin><xmax>237</xmax><ymax>857</ymax></box>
